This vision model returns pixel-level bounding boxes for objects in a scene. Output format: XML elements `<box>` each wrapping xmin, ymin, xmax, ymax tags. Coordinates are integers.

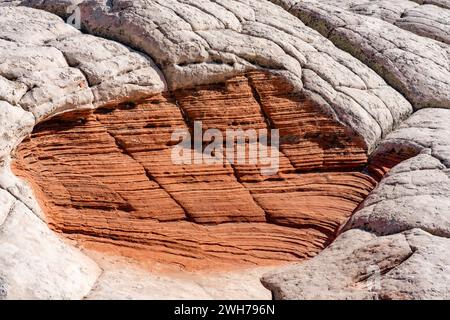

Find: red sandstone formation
<box><xmin>13</xmin><ymin>72</ymin><xmax>380</xmax><ymax>270</ymax></box>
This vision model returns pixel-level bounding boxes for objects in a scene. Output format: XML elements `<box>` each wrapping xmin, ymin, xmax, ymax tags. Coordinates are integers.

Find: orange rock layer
<box><xmin>14</xmin><ymin>72</ymin><xmax>382</xmax><ymax>270</ymax></box>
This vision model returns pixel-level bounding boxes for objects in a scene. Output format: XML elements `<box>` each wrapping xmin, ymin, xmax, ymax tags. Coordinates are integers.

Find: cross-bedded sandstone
<box><xmin>12</xmin><ymin>72</ymin><xmax>379</xmax><ymax>270</ymax></box>
<box><xmin>22</xmin><ymin>0</ymin><xmax>414</xmax><ymax>149</ymax></box>
<box><xmin>0</xmin><ymin>1</ymin><xmax>448</xmax><ymax>300</ymax></box>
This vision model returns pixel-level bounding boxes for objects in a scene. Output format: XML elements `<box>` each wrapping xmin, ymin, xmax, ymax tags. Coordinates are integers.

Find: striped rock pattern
<box><xmin>13</xmin><ymin>72</ymin><xmax>377</xmax><ymax>270</ymax></box>
<box><xmin>0</xmin><ymin>0</ymin><xmax>448</xmax><ymax>299</ymax></box>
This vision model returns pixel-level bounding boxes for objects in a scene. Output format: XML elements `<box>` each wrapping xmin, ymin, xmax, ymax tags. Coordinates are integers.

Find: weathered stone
<box><xmin>12</xmin><ymin>72</ymin><xmax>380</xmax><ymax>269</ymax></box>
<box><xmin>0</xmin><ymin>188</ymin><xmax>15</xmax><ymax>226</ymax></box>
<box><xmin>395</xmin><ymin>5</ymin><xmax>450</xmax><ymax>44</ymax></box>
<box><xmin>0</xmin><ymin>0</ymin><xmax>448</xmax><ymax>300</ymax></box>
<box><xmin>83</xmin><ymin>253</ymin><xmax>274</xmax><ymax>300</ymax></box>
<box><xmin>283</xmin><ymin>1</ymin><xmax>450</xmax><ymax>110</ymax></box>
<box><xmin>263</xmin><ymin>108</ymin><xmax>450</xmax><ymax>300</ymax></box>
<box><xmin>47</xmin><ymin>33</ymin><xmax>167</xmax><ymax>107</ymax></box>
<box><xmin>412</xmin><ymin>0</ymin><xmax>450</xmax><ymax>9</ymax></box>
<box><xmin>371</xmin><ymin>108</ymin><xmax>450</xmax><ymax>167</ymax></box>
<box><xmin>345</xmin><ymin>0</ymin><xmax>419</xmax><ymax>23</ymax></box>
<box><xmin>22</xmin><ymin>0</ymin><xmax>413</xmax><ymax>150</ymax></box>
<box><xmin>20</xmin><ymin>0</ymin><xmax>81</xmax><ymax>17</ymax></box>
<box><xmin>0</xmin><ymin>6</ymin><xmax>165</xmax><ymax>122</ymax></box>
<box><xmin>273</xmin><ymin>1</ymin><xmax>450</xmax><ymax>44</ymax></box>
<box><xmin>0</xmin><ymin>102</ymin><xmax>34</xmax><ymax>159</ymax></box>
<box><xmin>0</xmin><ymin>201</ymin><xmax>100</xmax><ymax>299</ymax></box>
<box><xmin>0</xmin><ymin>1</ymin><xmax>21</xmax><ymax>6</ymax></box>
<box><xmin>0</xmin><ymin>158</ymin><xmax>43</xmax><ymax>219</ymax></box>
<box><xmin>262</xmin><ymin>228</ymin><xmax>450</xmax><ymax>300</ymax></box>
<box><xmin>348</xmin><ymin>109</ymin><xmax>450</xmax><ymax>237</ymax></box>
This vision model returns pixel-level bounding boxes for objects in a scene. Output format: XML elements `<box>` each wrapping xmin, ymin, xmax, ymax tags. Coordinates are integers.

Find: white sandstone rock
<box><xmin>0</xmin><ymin>0</ymin><xmax>448</xmax><ymax>301</ymax></box>
<box><xmin>0</xmin><ymin>201</ymin><xmax>101</xmax><ymax>299</ymax></box>
<box><xmin>262</xmin><ymin>228</ymin><xmax>450</xmax><ymax>300</ymax></box>
<box><xmin>0</xmin><ymin>188</ymin><xmax>15</xmax><ymax>226</ymax></box>
<box><xmin>23</xmin><ymin>0</ymin><xmax>414</xmax><ymax>150</ymax></box>
<box><xmin>0</xmin><ymin>5</ymin><xmax>166</xmax><ymax>121</ymax></box>
<box><xmin>348</xmin><ymin>109</ymin><xmax>450</xmax><ymax>237</ymax></box>
<box><xmin>83</xmin><ymin>253</ymin><xmax>273</xmax><ymax>300</ymax></box>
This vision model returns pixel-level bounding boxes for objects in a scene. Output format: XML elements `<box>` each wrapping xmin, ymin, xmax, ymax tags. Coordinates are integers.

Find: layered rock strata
<box><xmin>13</xmin><ymin>71</ymin><xmax>378</xmax><ymax>270</ymax></box>
<box><xmin>0</xmin><ymin>1</ymin><xmax>448</xmax><ymax>300</ymax></box>
<box><xmin>22</xmin><ymin>0</ymin><xmax>413</xmax><ymax>149</ymax></box>
<box><xmin>262</xmin><ymin>109</ymin><xmax>450</xmax><ymax>299</ymax></box>
<box><xmin>272</xmin><ymin>0</ymin><xmax>450</xmax><ymax>109</ymax></box>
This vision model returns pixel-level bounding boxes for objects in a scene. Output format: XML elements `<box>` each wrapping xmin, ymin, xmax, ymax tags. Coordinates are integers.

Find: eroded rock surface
<box><xmin>0</xmin><ymin>198</ymin><xmax>100</xmax><ymax>299</ymax></box>
<box><xmin>276</xmin><ymin>0</ymin><xmax>450</xmax><ymax>109</ymax></box>
<box><xmin>262</xmin><ymin>108</ymin><xmax>450</xmax><ymax>299</ymax></box>
<box><xmin>262</xmin><ymin>228</ymin><xmax>450</xmax><ymax>299</ymax></box>
<box><xmin>273</xmin><ymin>1</ymin><xmax>450</xmax><ymax>44</ymax></box>
<box><xmin>0</xmin><ymin>1</ymin><xmax>448</xmax><ymax>300</ymax></box>
<box><xmin>0</xmin><ymin>5</ymin><xmax>165</xmax><ymax>122</ymax></box>
<box><xmin>349</xmin><ymin>109</ymin><xmax>450</xmax><ymax>237</ymax></box>
<box><xmin>83</xmin><ymin>252</ymin><xmax>274</xmax><ymax>300</ymax></box>
<box><xmin>12</xmin><ymin>72</ymin><xmax>379</xmax><ymax>270</ymax></box>
<box><xmin>22</xmin><ymin>0</ymin><xmax>414</xmax><ymax>150</ymax></box>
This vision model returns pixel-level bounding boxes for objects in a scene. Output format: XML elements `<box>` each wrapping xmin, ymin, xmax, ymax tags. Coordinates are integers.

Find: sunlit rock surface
<box><xmin>0</xmin><ymin>1</ymin><xmax>448</xmax><ymax>299</ymax></box>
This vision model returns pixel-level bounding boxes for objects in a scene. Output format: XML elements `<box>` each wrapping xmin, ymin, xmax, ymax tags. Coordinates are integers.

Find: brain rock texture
<box><xmin>0</xmin><ymin>0</ymin><xmax>449</xmax><ymax>299</ymax></box>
